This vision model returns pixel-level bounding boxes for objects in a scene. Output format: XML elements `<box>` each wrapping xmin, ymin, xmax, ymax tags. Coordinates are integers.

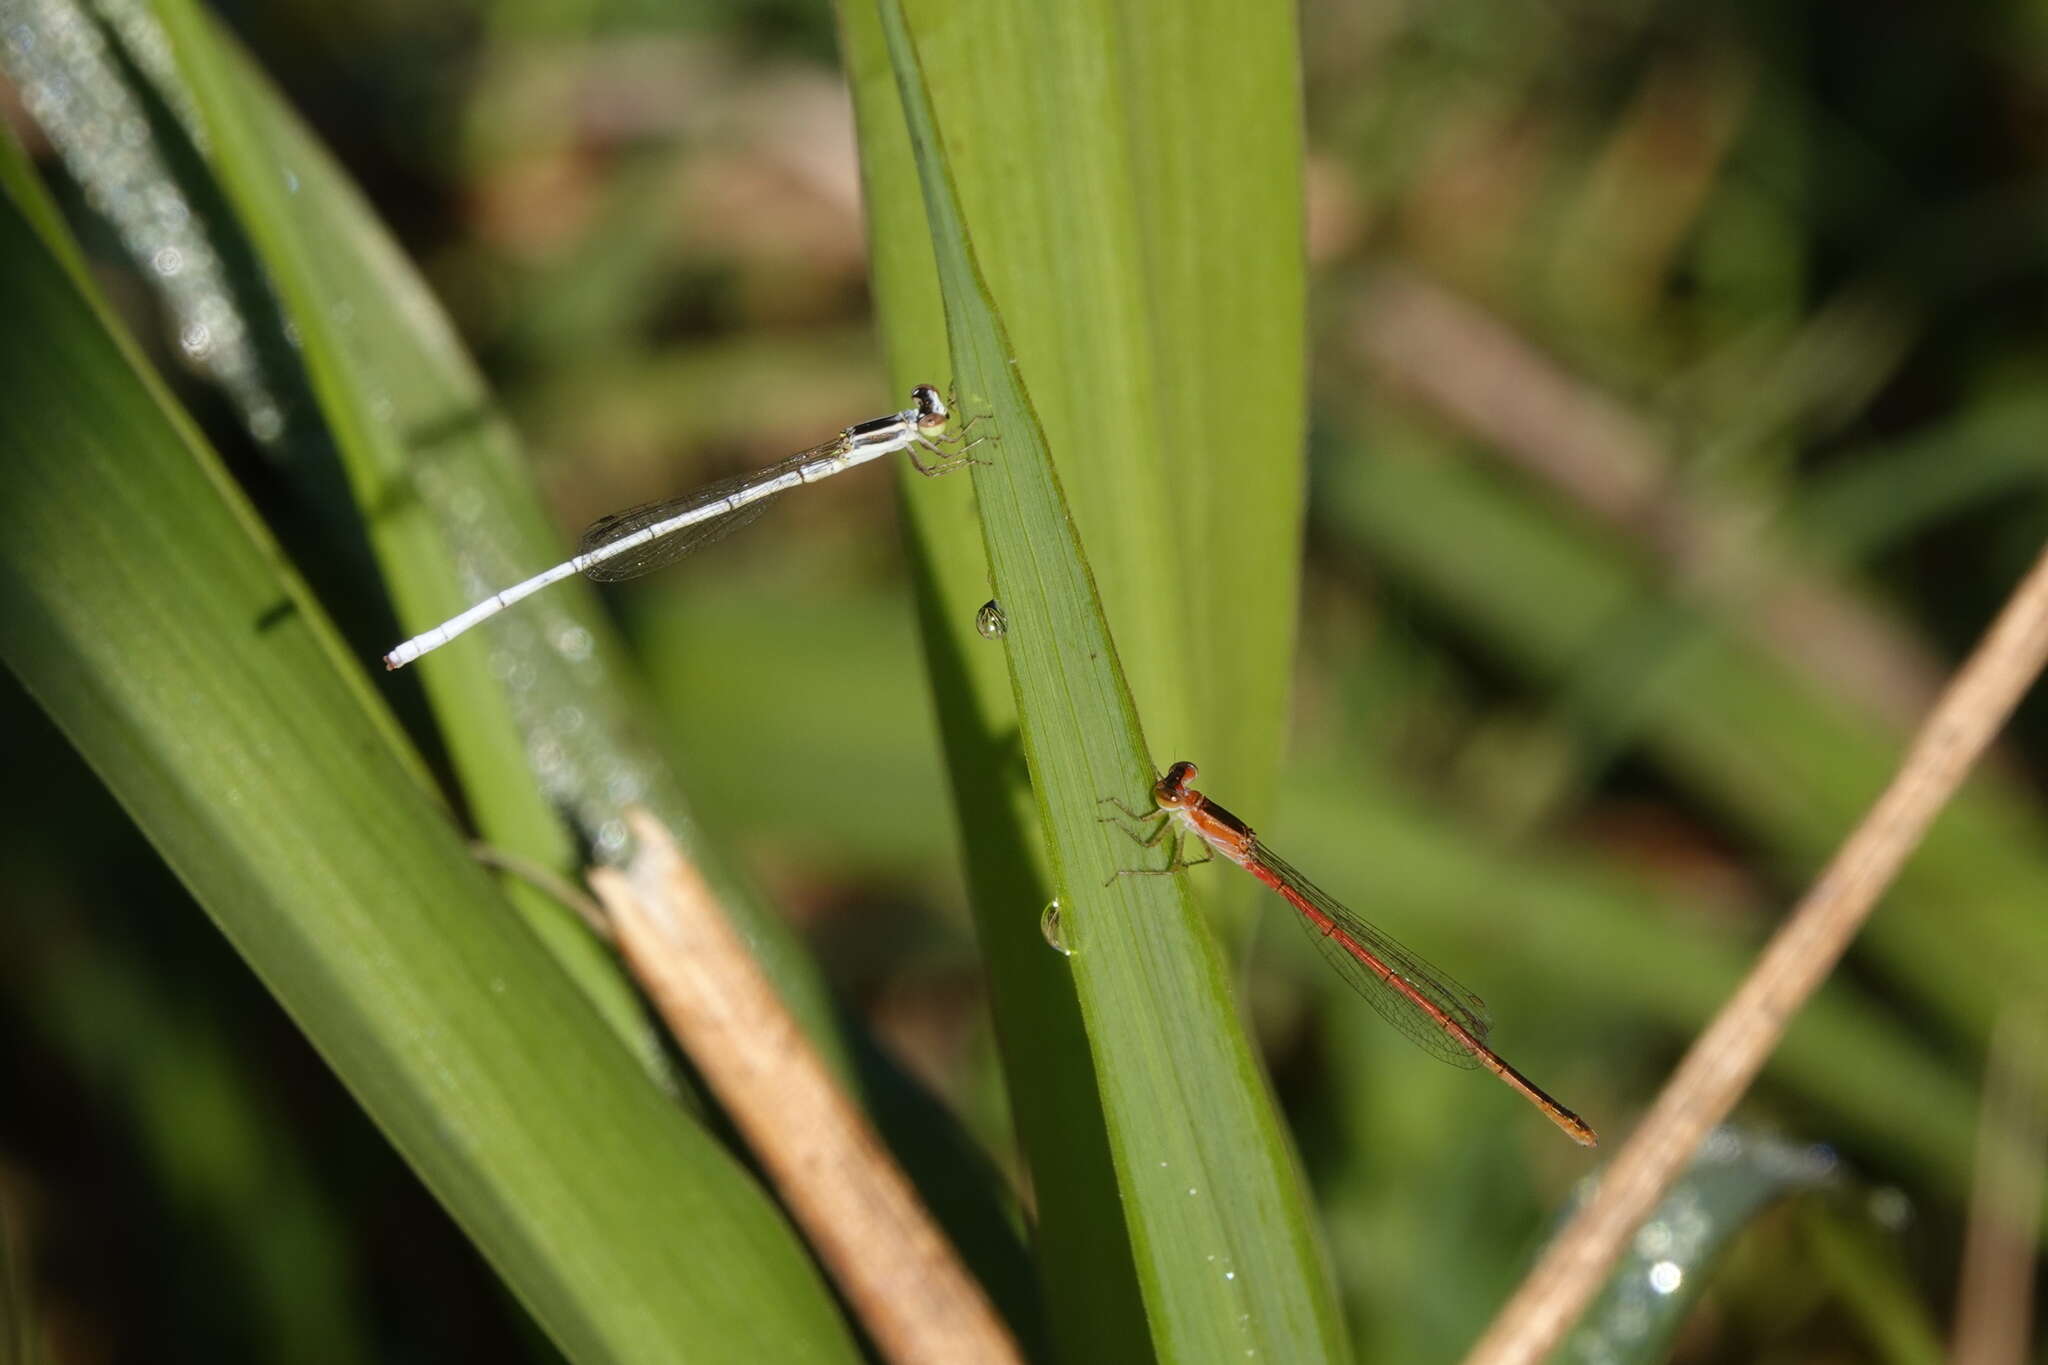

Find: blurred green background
<box><xmin>5</xmin><ymin>0</ymin><xmax>2047</xmax><ymax>1361</ymax></box>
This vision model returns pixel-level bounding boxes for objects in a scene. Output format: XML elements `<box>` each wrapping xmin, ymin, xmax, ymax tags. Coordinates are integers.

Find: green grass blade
<box><xmin>863</xmin><ymin>2</ymin><xmax>1346</xmax><ymax>1359</ymax></box>
<box><xmin>99</xmin><ymin>0</ymin><xmax>868</xmax><ymax>1088</ymax></box>
<box><xmin>100</xmin><ymin>0</ymin><xmax>1037</xmax><ymax>1322</ymax></box>
<box><xmin>20</xmin><ymin>0</ymin><xmax>1036</xmax><ymax>1328</ymax></box>
<box><xmin>1798</xmin><ymin>1205</ymin><xmax>1947</xmax><ymax>1365</ymax></box>
<box><xmin>861</xmin><ymin>0</ymin><xmax>1308</xmax><ymax>817</ymax></box>
<box><xmin>8</xmin><ymin>0</ymin><xmax>660</xmax><ymax>1078</ymax></box>
<box><xmin>1798</xmin><ymin>393</ymin><xmax>2048</xmax><ymax>561</ymax></box>
<box><xmin>840</xmin><ymin>11</ymin><xmax>1146</xmax><ymax>1347</ymax></box>
<box><xmin>0</xmin><ymin>143</ymin><xmax>859</xmax><ymax>1365</ymax></box>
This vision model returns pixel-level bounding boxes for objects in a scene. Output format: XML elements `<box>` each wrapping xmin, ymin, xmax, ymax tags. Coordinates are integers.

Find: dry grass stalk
<box><xmin>589</xmin><ymin>808</ymin><xmax>1022</xmax><ymax>1365</ymax></box>
<box><xmin>1464</xmin><ymin>541</ymin><xmax>2048</xmax><ymax>1365</ymax></box>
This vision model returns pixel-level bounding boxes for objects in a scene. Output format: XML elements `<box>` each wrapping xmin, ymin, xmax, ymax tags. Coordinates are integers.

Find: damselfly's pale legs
<box><xmin>383</xmin><ymin>385</ymin><xmax>980</xmax><ymax>670</ymax></box>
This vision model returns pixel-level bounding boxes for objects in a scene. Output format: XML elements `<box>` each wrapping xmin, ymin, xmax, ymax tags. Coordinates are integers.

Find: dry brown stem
<box><xmin>1463</xmin><ymin>540</ymin><xmax>2048</xmax><ymax>1365</ymax></box>
<box><xmin>589</xmin><ymin>808</ymin><xmax>1021</xmax><ymax>1365</ymax></box>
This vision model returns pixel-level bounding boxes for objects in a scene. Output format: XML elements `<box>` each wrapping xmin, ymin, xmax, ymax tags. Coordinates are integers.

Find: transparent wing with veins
<box><xmin>576</xmin><ymin>441</ymin><xmax>838</xmax><ymax>582</ymax></box>
<box><xmin>1249</xmin><ymin>837</ymin><xmax>1494</xmax><ymax>1068</ymax></box>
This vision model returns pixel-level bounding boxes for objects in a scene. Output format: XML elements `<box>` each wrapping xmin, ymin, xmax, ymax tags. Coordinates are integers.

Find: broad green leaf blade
<box><xmin>106</xmin><ymin>0</ymin><xmax>857</xmax><ymax>1082</ymax></box>
<box><xmin>21</xmin><ymin>0</ymin><xmax>1035</xmax><ymax>1329</ymax></box>
<box><xmin>866</xmin><ymin>3</ymin><xmax>1346</xmax><ymax>1360</ymax></box>
<box><xmin>862</xmin><ymin>0</ymin><xmax>1307</xmax><ymax>821</ymax></box>
<box><xmin>0</xmin><ymin>0</ymin><xmax>663</xmax><ymax>1080</ymax></box>
<box><xmin>838</xmin><ymin>5</ymin><xmax>1146</xmax><ymax>1351</ymax></box>
<box><xmin>81</xmin><ymin>0</ymin><xmax>1036</xmax><ymax>1326</ymax></box>
<box><xmin>841</xmin><ymin>0</ymin><xmax>1320</xmax><ymax>1354</ymax></box>
<box><xmin>0</xmin><ymin>152</ymin><xmax>859</xmax><ymax>1365</ymax></box>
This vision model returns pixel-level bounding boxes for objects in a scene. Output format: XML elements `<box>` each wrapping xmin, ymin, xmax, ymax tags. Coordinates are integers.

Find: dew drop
<box><xmin>974</xmin><ymin>599</ymin><xmax>1008</xmax><ymax>639</ymax></box>
<box><xmin>1039</xmin><ymin>899</ymin><xmax>1070</xmax><ymax>955</ymax></box>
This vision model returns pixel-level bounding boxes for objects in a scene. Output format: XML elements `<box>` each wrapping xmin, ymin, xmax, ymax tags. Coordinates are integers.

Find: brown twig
<box><xmin>1950</xmin><ymin>1008</ymin><xmax>2046</xmax><ymax>1365</ymax></box>
<box><xmin>588</xmin><ymin>808</ymin><xmax>1022</xmax><ymax>1365</ymax></box>
<box><xmin>1462</xmin><ymin>540</ymin><xmax>2048</xmax><ymax>1365</ymax></box>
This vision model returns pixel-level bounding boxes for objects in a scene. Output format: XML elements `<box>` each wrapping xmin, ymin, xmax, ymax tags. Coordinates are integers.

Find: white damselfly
<box><xmin>384</xmin><ymin>385</ymin><xmax>982</xmax><ymax>670</ymax></box>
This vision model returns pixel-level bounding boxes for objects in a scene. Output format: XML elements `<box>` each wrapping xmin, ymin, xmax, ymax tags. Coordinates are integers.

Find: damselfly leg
<box><xmin>905</xmin><ymin>436</ymin><xmax>990</xmax><ymax>476</ymax></box>
<box><xmin>1096</xmin><ymin>795</ymin><xmax>1212</xmax><ymax>884</ymax></box>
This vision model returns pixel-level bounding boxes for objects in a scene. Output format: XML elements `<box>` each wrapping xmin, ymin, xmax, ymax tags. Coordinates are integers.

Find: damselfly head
<box><xmin>1156</xmin><ymin>761</ymin><xmax>1200</xmax><ymax>803</ymax></box>
<box><xmin>911</xmin><ymin>383</ymin><xmax>950</xmax><ymax>429</ymax></box>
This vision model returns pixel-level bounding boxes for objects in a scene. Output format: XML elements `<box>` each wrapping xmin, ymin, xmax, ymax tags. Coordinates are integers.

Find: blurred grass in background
<box><xmin>4</xmin><ymin>0</ymin><xmax>2046</xmax><ymax>1361</ymax></box>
